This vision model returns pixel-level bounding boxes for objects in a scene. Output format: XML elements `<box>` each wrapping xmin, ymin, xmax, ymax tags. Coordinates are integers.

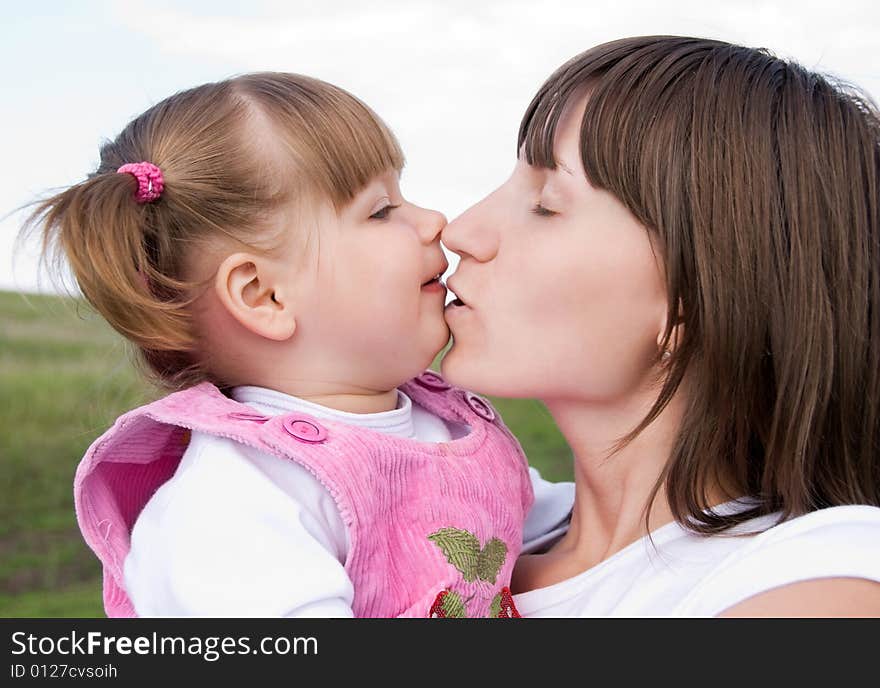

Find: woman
<box><xmin>440</xmin><ymin>36</ymin><xmax>880</xmax><ymax>616</ymax></box>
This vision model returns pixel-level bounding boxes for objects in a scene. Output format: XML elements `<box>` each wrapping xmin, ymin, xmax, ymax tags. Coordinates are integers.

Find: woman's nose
<box><xmin>441</xmin><ymin>201</ymin><xmax>497</xmax><ymax>262</ymax></box>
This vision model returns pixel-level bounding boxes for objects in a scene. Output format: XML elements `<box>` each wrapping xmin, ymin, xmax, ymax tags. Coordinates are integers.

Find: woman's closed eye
<box><xmin>531</xmin><ymin>203</ymin><xmax>558</xmax><ymax>217</ymax></box>
<box><xmin>370</xmin><ymin>203</ymin><xmax>401</xmax><ymax>220</ymax></box>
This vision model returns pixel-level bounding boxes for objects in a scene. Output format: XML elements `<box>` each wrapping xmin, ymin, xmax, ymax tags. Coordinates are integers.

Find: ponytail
<box><xmin>24</xmin><ymin>168</ymin><xmax>199</xmax><ymax>388</ymax></box>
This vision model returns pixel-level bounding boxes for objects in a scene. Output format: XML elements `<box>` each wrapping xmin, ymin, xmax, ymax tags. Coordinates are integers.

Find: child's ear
<box><xmin>214</xmin><ymin>252</ymin><xmax>296</xmax><ymax>341</ymax></box>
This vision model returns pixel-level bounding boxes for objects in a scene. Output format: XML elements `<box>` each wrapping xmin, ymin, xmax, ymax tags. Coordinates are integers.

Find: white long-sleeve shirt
<box><xmin>124</xmin><ymin>385</ymin><xmax>575</xmax><ymax>617</ymax></box>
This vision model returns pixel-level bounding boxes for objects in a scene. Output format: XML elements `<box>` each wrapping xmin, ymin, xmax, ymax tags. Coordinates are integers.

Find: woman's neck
<box><xmin>542</xmin><ymin>386</ymin><xmax>692</xmax><ymax>570</ymax></box>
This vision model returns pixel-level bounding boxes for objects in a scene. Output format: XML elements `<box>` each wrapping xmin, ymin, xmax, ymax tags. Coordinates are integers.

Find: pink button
<box><xmin>465</xmin><ymin>392</ymin><xmax>496</xmax><ymax>422</ymax></box>
<box><xmin>282</xmin><ymin>417</ymin><xmax>328</xmax><ymax>443</ymax></box>
<box><xmin>227</xmin><ymin>411</ymin><xmax>270</xmax><ymax>423</ymax></box>
<box><xmin>415</xmin><ymin>371</ymin><xmax>452</xmax><ymax>391</ymax></box>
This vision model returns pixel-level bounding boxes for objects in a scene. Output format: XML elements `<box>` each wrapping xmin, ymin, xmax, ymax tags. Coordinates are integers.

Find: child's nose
<box><xmin>417</xmin><ymin>207</ymin><xmax>447</xmax><ymax>244</ymax></box>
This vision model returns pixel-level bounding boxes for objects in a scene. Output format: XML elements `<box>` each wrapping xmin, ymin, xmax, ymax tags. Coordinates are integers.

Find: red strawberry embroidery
<box><xmin>497</xmin><ymin>586</ymin><xmax>521</xmax><ymax>618</ymax></box>
<box><xmin>429</xmin><ymin>590</ymin><xmax>448</xmax><ymax>618</ymax></box>
<box><xmin>428</xmin><ymin>589</ymin><xmax>467</xmax><ymax>618</ymax></box>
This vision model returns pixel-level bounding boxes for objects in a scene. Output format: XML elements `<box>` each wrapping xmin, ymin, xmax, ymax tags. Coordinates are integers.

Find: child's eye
<box><xmin>531</xmin><ymin>203</ymin><xmax>557</xmax><ymax>217</ymax></box>
<box><xmin>370</xmin><ymin>204</ymin><xmax>400</xmax><ymax>220</ymax></box>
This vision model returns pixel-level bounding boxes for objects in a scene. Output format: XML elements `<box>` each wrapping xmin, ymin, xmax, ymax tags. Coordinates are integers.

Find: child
<box><xmin>27</xmin><ymin>73</ymin><xmax>573</xmax><ymax>618</ymax></box>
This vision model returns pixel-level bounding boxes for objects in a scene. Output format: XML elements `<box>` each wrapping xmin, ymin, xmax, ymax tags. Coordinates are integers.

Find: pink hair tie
<box><xmin>117</xmin><ymin>161</ymin><xmax>164</xmax><ymax>204</ymax></box>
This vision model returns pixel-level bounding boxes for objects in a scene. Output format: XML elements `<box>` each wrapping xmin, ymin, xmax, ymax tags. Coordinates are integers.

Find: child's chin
<box><xmin>427</xmin><ymin>325</ymin><xmax>451</xmax><ymax>355</ymax></box>
<box><xmin>404</xmin><ymin>332</ymin><xmax>450</xmax><ymax>379</ymax></box>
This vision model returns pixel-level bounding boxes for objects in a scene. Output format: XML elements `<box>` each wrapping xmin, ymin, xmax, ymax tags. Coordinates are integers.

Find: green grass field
<box><xmin>0</xmin><ymin>289</ymin><xmax>573</xmax><ymax>617</ymax></box>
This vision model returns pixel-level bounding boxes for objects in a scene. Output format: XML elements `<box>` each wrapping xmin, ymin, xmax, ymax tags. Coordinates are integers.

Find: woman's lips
<box><xmin>444</xmin><ymin>298</ymin><xmax>471</xmax><ymax>325</ymax></box>
<box><xmin>445</xmin><ymin>280</ymin><xmax>469</xmax><ymax>307</ymax></box>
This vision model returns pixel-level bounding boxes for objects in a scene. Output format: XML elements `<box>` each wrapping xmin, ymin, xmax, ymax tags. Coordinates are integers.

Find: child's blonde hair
<box><xmin>23</xmin><ymin>73</ymin><xmax>404</xmax><ymax>391</ymax></box>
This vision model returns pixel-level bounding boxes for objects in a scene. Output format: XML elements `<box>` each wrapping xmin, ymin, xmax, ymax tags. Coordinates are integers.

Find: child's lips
<box><xmin>421</xmin><ymin>258</ymin><xmax>449</xmax><ymax>288</ymax></box>
<box><xmin>421</xmin><ymin>276</ymin><xmax>446</xmax><ymax>293</ymax></box>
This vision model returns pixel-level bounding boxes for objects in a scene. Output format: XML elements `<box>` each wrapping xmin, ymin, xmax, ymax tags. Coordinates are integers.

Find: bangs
<box><xmin>516</xmin><ymin>36</ymin><xmax>727</xmax><ymax>225</ymax></box>
<box><xmin>236</xmin><ymin>73</ymin><xmax>404</xmax><ymax>209</ymax></box>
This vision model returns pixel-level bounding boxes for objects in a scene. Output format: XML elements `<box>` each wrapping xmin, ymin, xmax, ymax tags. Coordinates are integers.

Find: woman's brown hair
<box><xmin>21</xmin><ymin>73</ymin><xmax>403</xmax><ymax>391</ymax></box>
<box><xmin>519</xmin><ymin>36</ymin><xmax>880</xmax><ymax>531</ymax></box>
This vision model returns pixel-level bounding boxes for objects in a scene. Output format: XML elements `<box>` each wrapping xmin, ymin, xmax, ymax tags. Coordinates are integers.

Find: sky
<box><xmin>2</xmin><ymin>0</ymin><xmax>879</xmax><ymax>293</ymax></box>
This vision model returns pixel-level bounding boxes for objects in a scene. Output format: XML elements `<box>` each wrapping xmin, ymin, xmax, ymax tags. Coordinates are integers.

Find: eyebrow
<box><xmin>556</xmin><ymin>160</ymin><xmax>575</xmax><ymax>176</ymax></box>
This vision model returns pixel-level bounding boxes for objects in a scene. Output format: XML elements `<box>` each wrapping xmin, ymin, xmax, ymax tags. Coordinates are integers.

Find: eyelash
<box><xmin>531</xmin><ymin>203</ymin><xmax>557</xmax><ymax>217</ymax></box>
<box><xmin>370</xmin><ymin>204</ymin><xmax>401</xmax><ymax>220</ymax></box>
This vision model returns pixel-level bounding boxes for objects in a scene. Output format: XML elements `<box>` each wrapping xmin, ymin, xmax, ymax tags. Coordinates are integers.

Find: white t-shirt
<box><xmin>513</xmin><ymin>500</ymin><xmax>880</xmax><ymax>617</ymax></box>
<box><xmin>124</xmin><ymin>385</ymin><xmax>575</xmax><ymax>617</ymax></box>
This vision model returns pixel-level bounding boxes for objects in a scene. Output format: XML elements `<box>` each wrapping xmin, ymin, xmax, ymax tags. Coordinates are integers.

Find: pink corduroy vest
<box><xmin>74</xmin><ymin>371</ymin><xmax>534</xmax><ymax>618</ymax></box>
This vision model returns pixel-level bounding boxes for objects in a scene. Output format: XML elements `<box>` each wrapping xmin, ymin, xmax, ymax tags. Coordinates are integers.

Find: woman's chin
<box><xmin>440</xmin><ymin>343</ymin><xmax>493</xmax><ymax>393</ymax></box>
<box><xmin>438</xmin><ymin>341</ymin><xmax>466</xmax><ymax>384</ymax></box>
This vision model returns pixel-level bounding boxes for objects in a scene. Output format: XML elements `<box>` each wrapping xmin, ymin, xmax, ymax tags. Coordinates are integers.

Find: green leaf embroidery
<box><xmin>477</xmin><ymin>538</ymin><xmax>507</xmax><ymax>584</ymax></box>
<box><xmin>441</xmin><ymin>590</ymin><xmax>468</xmax><ymax>618</ymax></box>
<box><xmin>489</xmin><ymin>592</ymin><xmax>502</xmax><ymax>618</ymax></box>
<box><xmin>428</xmin><ymin>528</ymin><xmax>509</xmax><ymax>583</ymax></box>
<box><xmin>427</xmin><ymin>528</ymin><xmax>482</xmax><ymax>582</ymax></box>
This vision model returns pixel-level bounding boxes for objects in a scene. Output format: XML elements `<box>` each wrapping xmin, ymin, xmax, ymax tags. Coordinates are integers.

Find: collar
<box><xmin>230</xmin><ymin>385</ymin><xmax>417</xmax><ymax>439</ymax></box>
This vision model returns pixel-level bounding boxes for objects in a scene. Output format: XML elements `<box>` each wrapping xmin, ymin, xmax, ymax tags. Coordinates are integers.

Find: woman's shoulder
<box><xmin>674</xmin><ymin>504</ymin><xmax>880</xmax><ymax>616</ymax></box>
<box><xmin>756</xmin><ymin>503</ymin><xmax>880</xmax><ymax>533</ymax></box>
<box><xmin>509</xmin><ymin>504</ymin><xmax>880</xmax><ymax>617</ymax></box>
<box><xmin>730</xmin><ymin>503</ymin><xmax>880</xmax><ymax>557</ymax></box>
